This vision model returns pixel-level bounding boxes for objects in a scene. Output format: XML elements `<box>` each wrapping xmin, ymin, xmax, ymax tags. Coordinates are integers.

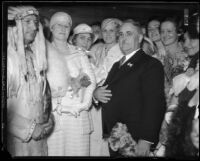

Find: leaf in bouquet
<box><xmin>119</xmin><ymin>144</ymin><xmax>136</xmax><ymax>157</ymax></box>
<box><xmin>120</xmin><ymin>123</ymin><xmax>128</xmax><ymax>132</ymax></box>
<box><xmin>110</xmin><ymin>122</ymin><xmax>126</xmax><ymax>138</ymax></box>
<box><xmin>109</xmin><ymin>137</ymin><xmax>121</xmax><ymax>151</ymax></box>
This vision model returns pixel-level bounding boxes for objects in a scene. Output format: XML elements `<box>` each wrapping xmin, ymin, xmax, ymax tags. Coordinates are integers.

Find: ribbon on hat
<box><xmin>73</xmin><ymin>23</ymin><xmax>93</xmax><ymax>35</ymax></box>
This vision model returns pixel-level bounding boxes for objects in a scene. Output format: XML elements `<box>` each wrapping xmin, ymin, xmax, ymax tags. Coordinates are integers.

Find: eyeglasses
<box><xmin>53</xmin><ymin>24</ymin><xmax>70</xmax><ymax>30</ymax></box>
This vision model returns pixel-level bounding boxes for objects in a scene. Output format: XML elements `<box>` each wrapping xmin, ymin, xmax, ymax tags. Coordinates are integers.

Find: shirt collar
<box><xmin>123</xmin><ymin>48</ymin><xmax>140</xmax><ymax>64</ymax></box>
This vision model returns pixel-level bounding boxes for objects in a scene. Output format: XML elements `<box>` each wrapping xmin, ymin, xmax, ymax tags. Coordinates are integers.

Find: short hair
<box><xmin>91</xmin><ymin>21</ymin><xmax>101</xmax><ymax>27</ymax></box>
<box><xmin>161</xmin><ymin>17</ymin><xmax>179</xmax><ymax>33</ymax></box>
<box><xmin>146</xmin><ymin>16</ymin><xmax>161</xmax><ymax>37</ymax></box>
<box><xmin>147</xmin><ymin>16</ymin><xmax>162</xmax><ymax>26</ymax></box>
<box><xmin>122</xmin><ymin>19</ymin><xmax>143</xmax><ymax>35</ymax></box>
<box><xmin>165</xmin><ymin>104</ymin><xmax>198</xmax><ymax>157</ymax></box>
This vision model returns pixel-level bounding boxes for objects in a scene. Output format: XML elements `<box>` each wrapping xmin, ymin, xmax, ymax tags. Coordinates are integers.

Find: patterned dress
<box><xmin>151</xmin><ymin>43</ymin><xmax>190</xmax><ymax>157</ymax></box>
<box><xmin>46</xmin><ymin>42</ymin><xmax>96</xmax><ymax>156</ymax></box>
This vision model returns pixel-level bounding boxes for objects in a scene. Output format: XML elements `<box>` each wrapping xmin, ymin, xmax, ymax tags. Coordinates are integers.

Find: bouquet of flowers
<box><xmin>164</xmin><ymin>51</ymin><xmax>189</xmax><ymax>84</ymax></box>
<box><xmin>108</xmin><ymin>122</ymin><xmax>137</xmax><ymax>157</ymax></box>
<box><xmin>68</xmin><ymin>70</ymin><xmax>91</xmax><ymax>97</ymax></box>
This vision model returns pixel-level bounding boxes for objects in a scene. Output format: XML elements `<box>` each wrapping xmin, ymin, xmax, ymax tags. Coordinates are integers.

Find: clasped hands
<box><xmin>55</xmin><ymin>104</ymin><xmax>81</xmax><ymax>118</ymax></box>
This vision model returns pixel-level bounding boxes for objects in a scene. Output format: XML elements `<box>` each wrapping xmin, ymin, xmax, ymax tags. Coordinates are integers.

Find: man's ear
<box><xmin>139</xmin><ymin>34</ymin><xmax>143</xmax><ymax>43</ymax></box>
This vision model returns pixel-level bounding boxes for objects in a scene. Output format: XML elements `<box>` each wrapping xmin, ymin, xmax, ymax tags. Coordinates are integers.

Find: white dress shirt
<box><xmin>121</xmin><ymin>48</ymin><xmax>140</xmax><ymax>65</ymax></box>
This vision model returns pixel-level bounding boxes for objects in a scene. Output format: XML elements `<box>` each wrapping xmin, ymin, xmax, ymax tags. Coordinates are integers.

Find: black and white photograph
<box><xmin>1</xmin><ymin>0</ymin><xmax>199</xmax><ymax>159</ymax></box>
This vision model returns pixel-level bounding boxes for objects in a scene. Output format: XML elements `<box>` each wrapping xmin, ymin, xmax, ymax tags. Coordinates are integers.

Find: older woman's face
<box><xmin>74</xmin><ymin>33</ymin><xmax>93</xmax><ymax>50</ymax></box>
<box><xmin>22</xmin><ymin>15</ymin><xmax>39</xmax><ymax>45</ymax></box>
<box><xmin>183</xmin><ymin>32</ymin><xmax>199</xmax><ymax>56</ymax></box>
<box><xmin>147</xmin><ymin>20</ymin><xmax>161</xmax><ymax>42</ymax></box>
<box><xmin>51</xmin><ymin>21</ymin><xmax>71</xmax><ymax>41</ymax></box>
<box><xmin>191</xmin><ymin>118</ymin><xmax>199</xmax><ymax>150</ymax></box>
<box><xmin>102</xmin><ymin>24</ymin><xmax>118</xmax><ymax>44</ymax></box>
<box><xmin>161</xmin><ymin>21</ymin><xmax>178</xmax><ymax>46</ymax></box>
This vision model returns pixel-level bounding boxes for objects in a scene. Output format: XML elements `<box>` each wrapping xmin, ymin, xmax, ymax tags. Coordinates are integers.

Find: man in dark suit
<box><xmin>93</xmin><ymin>19</ymin><xmax>166</xmax><ymax>157</ymax></box>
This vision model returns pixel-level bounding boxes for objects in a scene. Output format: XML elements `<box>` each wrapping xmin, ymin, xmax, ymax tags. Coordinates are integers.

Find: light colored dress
<box><xmin>89</xmin><ymin>43</ymin><xmax>123</xmax><ymax>156</ymax></box>
<box><xmin>46</xmin><ymin>42</ymin><xmax>96</xmax><ymax>156</ymax></box>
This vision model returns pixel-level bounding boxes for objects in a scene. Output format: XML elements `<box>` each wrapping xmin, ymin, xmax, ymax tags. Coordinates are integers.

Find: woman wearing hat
<box><xmin>71</xmin><ymin>23</ymin><xmax>94</xmax><ymax>51</ymax></box>
<box><xmin>71</xmin><ymin>23</ymin><xmax>96</xmax><ymax>64</ymax></box>
<box><xmin>89</xmin><ymin>18</ymin><xmax>123</xmax><ymax>156</ymax></box>
<box><xmin>46</xmin><ymin>12</ymin><xmax>96</xmax><ymax>156</ymax></box>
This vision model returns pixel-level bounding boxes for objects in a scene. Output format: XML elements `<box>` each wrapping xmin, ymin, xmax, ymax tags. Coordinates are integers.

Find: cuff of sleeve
<box><xmin>93</xmin><ymin>96</ymin><xmax>99</xmax><ymax>104</ymax></box>
<box><xmin>24</xmin><ymin>119</ymin><xmax>36</xmax><ymax>142</ymax></box>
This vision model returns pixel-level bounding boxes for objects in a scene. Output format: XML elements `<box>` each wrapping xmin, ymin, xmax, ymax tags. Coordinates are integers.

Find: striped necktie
<box><xmin>119</xmin><ymin>56</ymin><xmax>126</xmax><ymax>67</ymax></box>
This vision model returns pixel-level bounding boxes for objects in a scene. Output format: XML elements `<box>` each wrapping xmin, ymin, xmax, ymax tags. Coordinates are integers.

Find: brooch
<box><xmin>127</xmin><ymin>63</ymin><xmax>133</xmax><ymax>67</ymax></box>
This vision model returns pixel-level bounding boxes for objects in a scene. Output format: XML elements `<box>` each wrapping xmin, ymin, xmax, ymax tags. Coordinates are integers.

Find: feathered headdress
<box><xmin>7</xmin><ymin>6</ymin><xmax>47</xmax><ymax>80</ymax></box>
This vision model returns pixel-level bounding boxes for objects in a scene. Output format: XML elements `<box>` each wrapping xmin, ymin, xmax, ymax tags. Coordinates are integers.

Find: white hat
<box><xmin>69</xmin><ymin>23</ymin><xmax>93</xmax><ymax>44</ymax></box>
<box><xmin>50</xmin><ymin>12</ymin><xmax>72</xmax><ymax>29</ymax></box>
<box><xmin>101</xmin><ymin>18</ymin><xmax>122</xmax><ymax>30</ymax></box>
<box><xmin>73</xmin><ymin>23</ymin><xmax>93</xmax><ymax>35</ymax></box>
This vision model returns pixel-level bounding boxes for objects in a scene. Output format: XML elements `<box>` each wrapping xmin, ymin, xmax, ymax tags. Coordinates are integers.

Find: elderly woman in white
<box><xmin>46</xmin><ymin>12</ymin><xmax>96</xmax><ymax>156</ymax></box>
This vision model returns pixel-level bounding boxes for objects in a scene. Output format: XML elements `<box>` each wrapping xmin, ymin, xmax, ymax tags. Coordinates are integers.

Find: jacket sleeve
<box><xmin>79</xmin><ymin>54</ymin><xmax>96</xmax><ymax>111</ymax></box>
<box><xmin>140</xmin><ymin>59</ymin><xmax>166</xmax><ymax>144</ymax></box>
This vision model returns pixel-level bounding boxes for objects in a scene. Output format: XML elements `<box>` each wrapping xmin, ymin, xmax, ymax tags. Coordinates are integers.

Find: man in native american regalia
<box><xmin>7</xmin><ymin>6</ymin><xmax>54</xmax><ymax>156</ymax></box>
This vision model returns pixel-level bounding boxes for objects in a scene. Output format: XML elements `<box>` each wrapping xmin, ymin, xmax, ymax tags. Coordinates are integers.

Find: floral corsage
<box><xmin>68</xmin><ymin>71</ymin><xmax>91</xmax><ymax>97</ymax></box>
<box><xmin>108</xmin><ymin>122</ymin><xmax>137</xmax><ymax>157</ymax></box>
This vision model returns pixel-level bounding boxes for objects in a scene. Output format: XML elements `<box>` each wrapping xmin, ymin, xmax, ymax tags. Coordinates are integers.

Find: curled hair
<box><xmin>185</xmin><ymin>12</ymin><xmax>199</xmax><ymax>39</ymax></box>
<box><xmin>165</xmin><ymin>100</ymin><xmax>198</xmax><ymax>158</ymax></box>
<box><xmin>146</xmin><ymin>16</ymin><xmax>161</xmax><ymax>37</ymax></box>
<box><xmin>161</xmin><ymin>17</ymin><xmax>179</xmax><ymax>33</ymax></box>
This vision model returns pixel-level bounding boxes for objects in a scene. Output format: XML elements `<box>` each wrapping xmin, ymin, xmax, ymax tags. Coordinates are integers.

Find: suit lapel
<box><xmin>104</xmin><ymin>61</ymin><xmax>120</xmax><ymax>85</ymax></box>
<box><xmin>108</xmin><ymin>49</ymin><xmax>145</xmax><ymax>86</ymax></box>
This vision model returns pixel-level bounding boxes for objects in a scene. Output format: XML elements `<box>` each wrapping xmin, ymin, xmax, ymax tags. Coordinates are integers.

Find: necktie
<box><xmin>119</xmin><ymin>56</ymin><xmax>126</xmax><ymax>67</ymax></box>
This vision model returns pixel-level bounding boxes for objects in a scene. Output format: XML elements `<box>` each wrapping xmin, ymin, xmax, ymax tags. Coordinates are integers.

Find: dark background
<box><xmin>3</xmin><ymin>1</ymin><xmax>199</xmax><ymax>28</ymax></box>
